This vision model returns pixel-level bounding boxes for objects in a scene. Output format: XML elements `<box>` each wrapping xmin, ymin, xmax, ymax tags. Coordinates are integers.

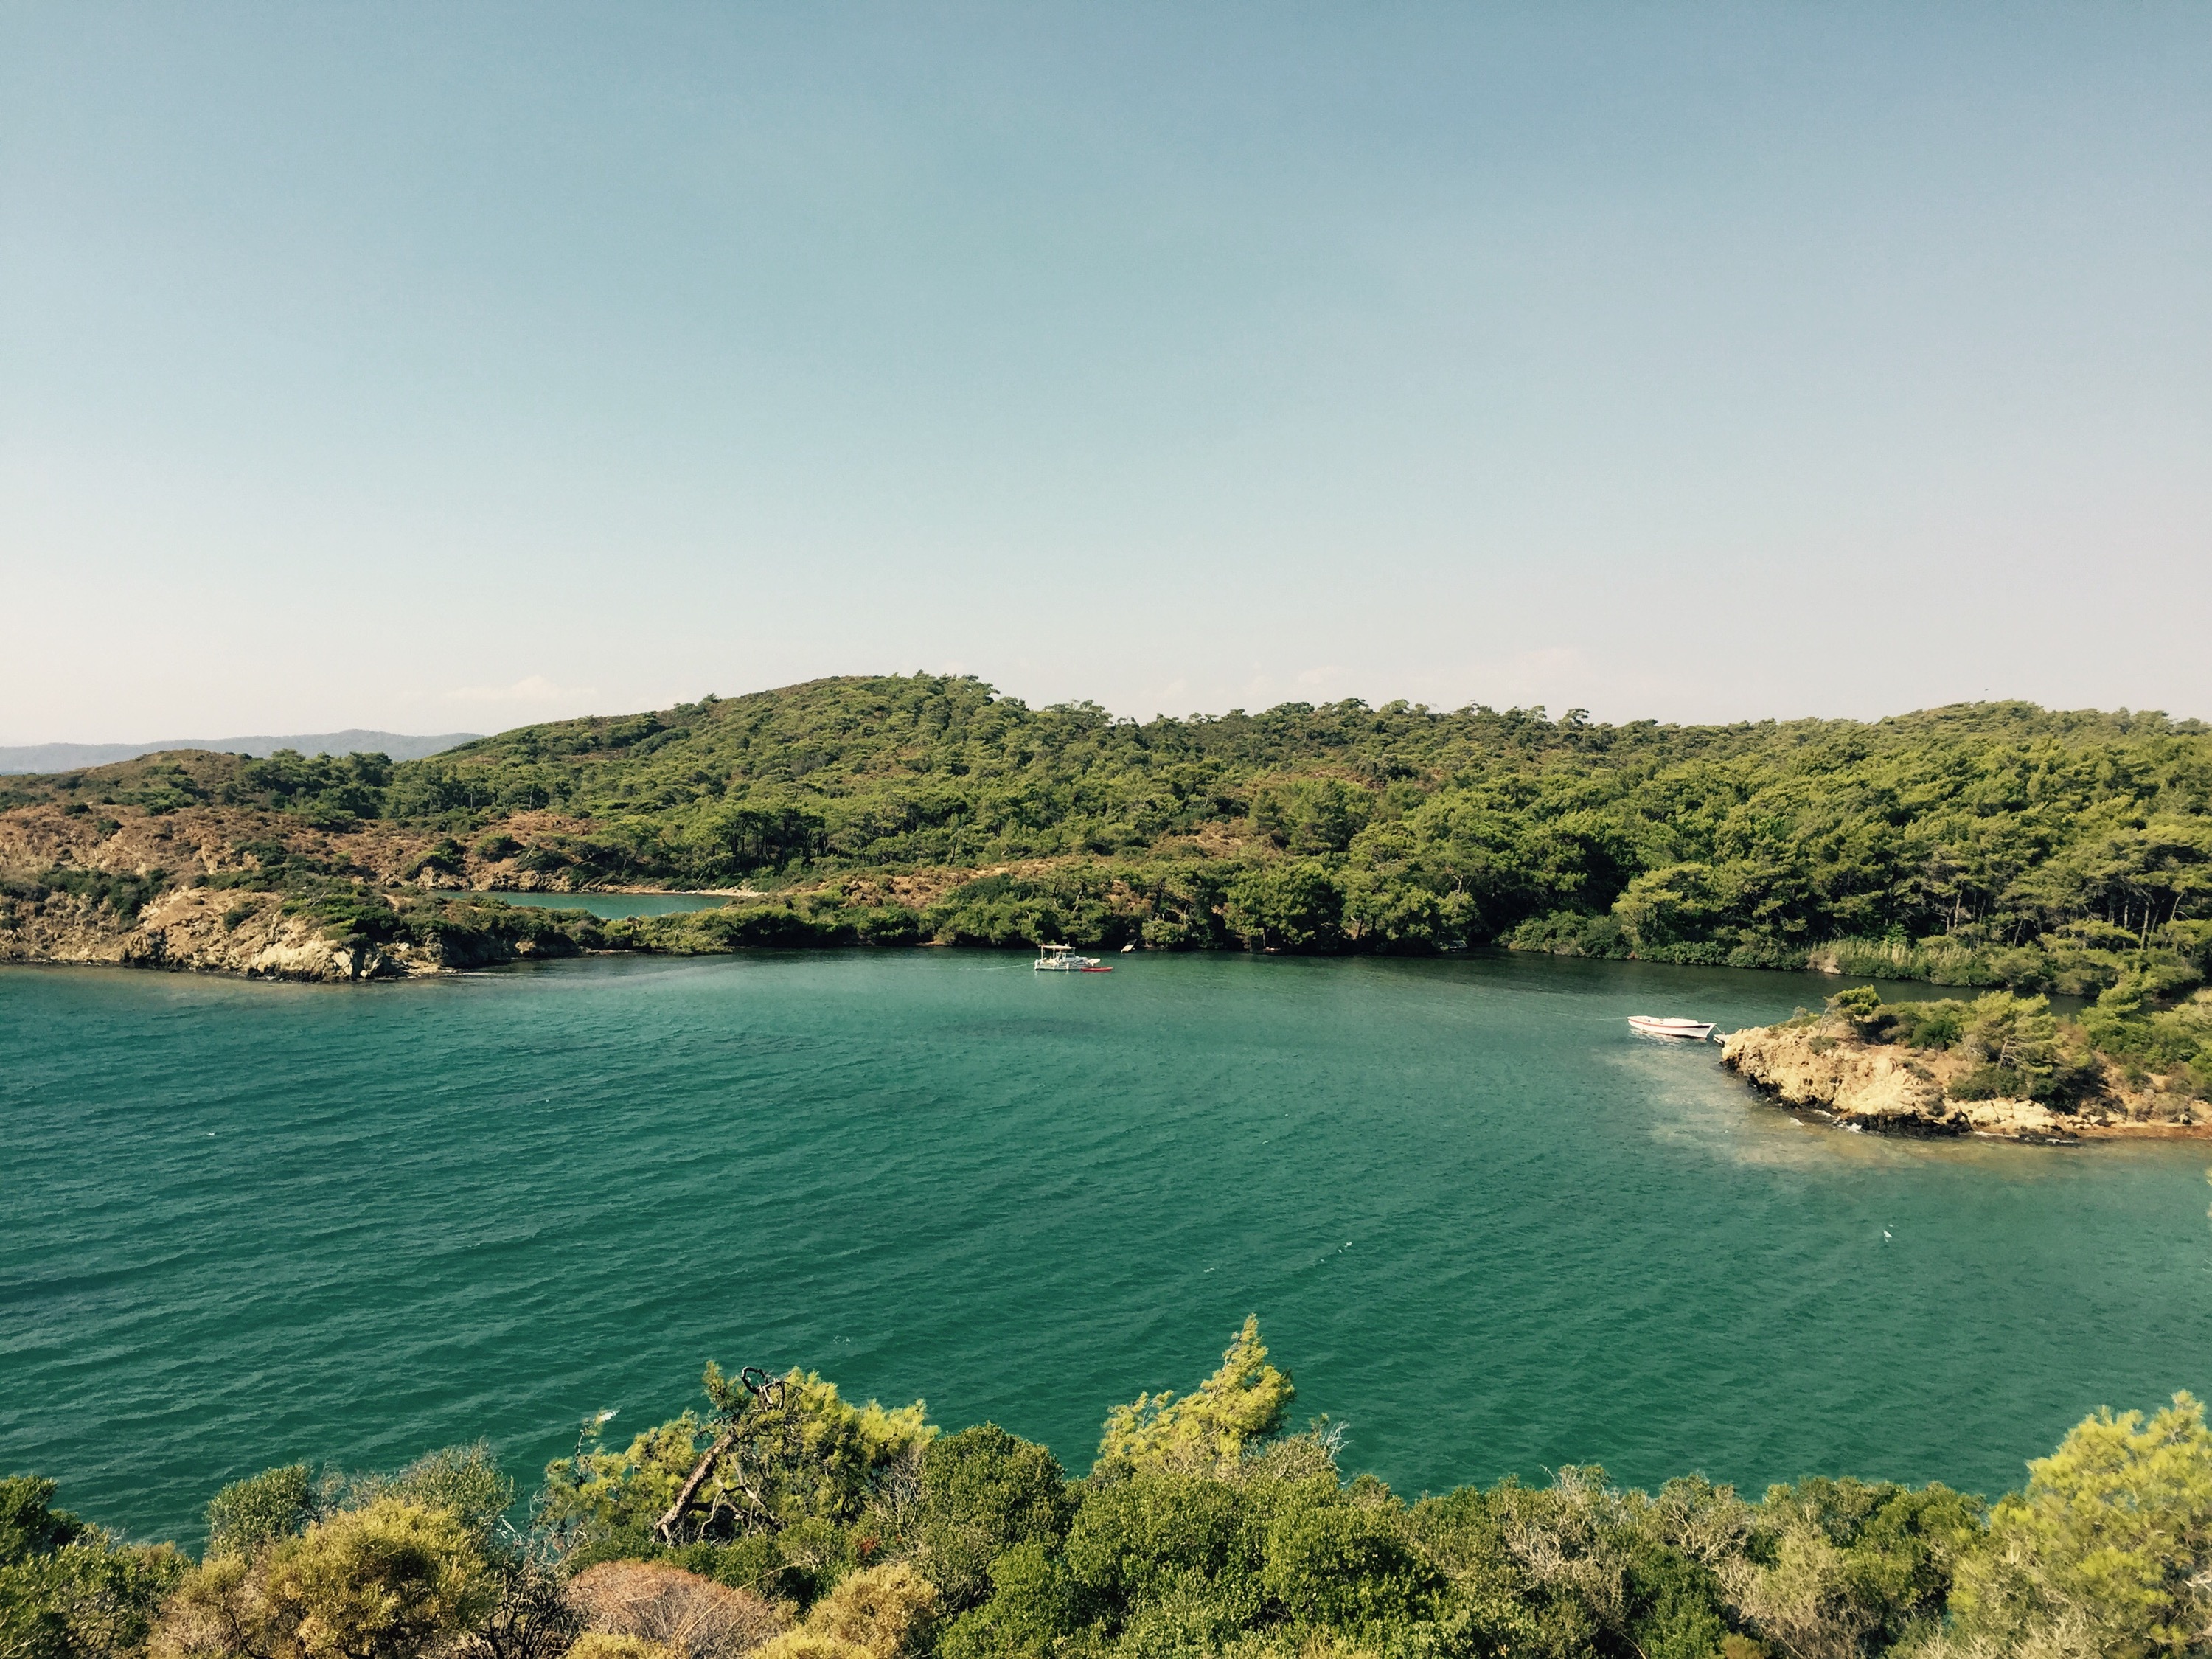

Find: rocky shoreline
<box><xmin>1721</xmin><ymin>1020</ymin><xmax>2207</xmax><ymax>1142</ymax></box>
<box><xmin>0</xmin><ymin>877</ymin><xmax>563</xmax><ymax>981</ymax></box>
<box><xmin>2</xmin><ymin>880</ymin><xmax>402</xmax><ymax>980</ymax></box>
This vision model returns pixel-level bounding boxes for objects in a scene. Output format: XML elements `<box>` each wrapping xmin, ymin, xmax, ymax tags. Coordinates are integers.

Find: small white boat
<box><xmin>1035</xmin><ymin>943</ymin><xmax>1113</xmax><ymax>973</ymax></box>
<box><xmin>1627</xmin><ymin>1015</ymin><xmax>1717</xmax><ymax>1040</ymax></box>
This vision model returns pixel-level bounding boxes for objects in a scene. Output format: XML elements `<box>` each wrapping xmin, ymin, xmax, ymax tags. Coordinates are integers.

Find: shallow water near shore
<box><xmin>5</xmin><ymin>948</ymin><xmax>2210</xmax><ymax>1543</ymax></box>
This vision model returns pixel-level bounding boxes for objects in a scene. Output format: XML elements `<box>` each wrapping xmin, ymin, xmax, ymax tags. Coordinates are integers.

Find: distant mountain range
<box><xmin>0</xmin><ymin>730</ymin><xmax>483</xmax><ymax>774</ymax></box>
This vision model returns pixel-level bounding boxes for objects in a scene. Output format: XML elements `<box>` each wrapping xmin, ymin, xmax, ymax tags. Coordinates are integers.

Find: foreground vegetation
<box><xmin>7</xmin><ymin>1321</ymin><xmax>2211</xmax><ymax>1659</ymax></box>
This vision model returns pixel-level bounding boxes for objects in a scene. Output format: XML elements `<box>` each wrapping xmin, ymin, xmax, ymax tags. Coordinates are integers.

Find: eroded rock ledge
<box><xmin>1</xmin><ymin>881</ymin><xmax>461</xmax><ymax>981</ymax></box>
<box><xmin>1721</xmin><ymin>1022</ymin><xmax>2205</xmax><ymax>1141</ymax></box>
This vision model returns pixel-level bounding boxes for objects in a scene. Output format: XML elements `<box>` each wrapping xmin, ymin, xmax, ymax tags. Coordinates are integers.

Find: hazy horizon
<box><xmin>7</xmin><ymin>673</ymin><xmax>2204</xmax><ymax>758</ymax></box>
<box><xmin>0</xmin><ymin>728</ymin><xmax>482</xmax><ymax>773</ymax></box>
<box><xmin>6</xmin><ymin>3</ymin><xmax>2207</xmax><ymax>742</ymax></box>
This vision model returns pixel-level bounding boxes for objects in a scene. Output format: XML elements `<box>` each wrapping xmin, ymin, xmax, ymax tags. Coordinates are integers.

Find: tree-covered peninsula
<box><xmin>1</xmin><ymin>675</ymin><xmax>2206</xmax><ymax>1006</ymax></box>
<box><xmin>1725</xmin><ymin>982</ymin><xmax>2212</xmax><ymax>1135</ymax></box>
<box><xmin>7</xmin><ymin>1320</ymin><xmax>2210</xmax><ymax>1659</ymax></box>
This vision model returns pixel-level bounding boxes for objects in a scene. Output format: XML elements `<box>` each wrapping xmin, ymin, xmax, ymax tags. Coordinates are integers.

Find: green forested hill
<box><xmin>6</xmin><ymin>675</ymin><xmax>2209</xmax><ymax>998</ymax></box>
<box><xmin>367</xmin><ymin>675</ymin><xmax>2211</xmax><ymax>988</ymax></box>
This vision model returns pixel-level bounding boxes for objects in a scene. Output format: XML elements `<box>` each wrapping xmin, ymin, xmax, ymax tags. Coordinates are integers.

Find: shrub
<box><xmin>205</xmin><ymin>1465</ymin><xmax>315</xmax><ymax>1558</ymax></box>
<box><xmin>261</xmin><ymin>1498</ymin><xmax>498</xmax><ymax>1659</ymax></box>
<box><xmin>402</xmin><ymin>840</ymin><xmax>465</xmax><ymax>880</ymax></box>
<box><xmin>1505</xmin><ymin>910</ymin><xmax>1630</xmax><ymax>959</ymax></box>
<box><xmin>745</xmin><ymin>1635</ymin><xmax>860</xmax><ymax>1659</ymax></box>
<box><xmin>793</xmin><ymin>1562</ymin><xmax>936</xmax><ymax>1659</ymax></box>
<box><xmin>933</xmin><ymin>1543</ymin><xmax>1082</xmax><ymax>1659</ymax></box>
<box><xmin>156</xmin><ymin>1498</ymin><xmax>497</xmax><ymax>1659</ymax></box>
<box><xmin>40</xmin><ymin>866</ymin><xmax>168</xmax><ymax>920</ymax></box>
<box><xmin>1</xmin><ymin>1478</ymin><xmax>83</xmax><ymax>1564</ymax></box>
<box><xmin>913</xmin><ymin>1427</ymin><xmax>1071</xmax><ymax>1610</ymax></box>
<box><xmin>1098</xmin><ymin>1318</ymin><xmax>1293</xmax><ymax>1475</ymax></box>
<box><xmin>1</xmin><ymin>1475</ymin><xmax>184</xmax><ymax>1659</ymax></box>
<box><xmin>369</xmin><ymin>1444</ymin><xmax>513</xmax><ymax>1540</ymax></box>
<box><xmin>1259</xmin><ymin>1500</ymin><xmax>1439</xmax><ymax>1628</ymax></box>
<box><xmin>1882</xmin><ymin>999</ymin><xmax>1971</xmax><ymax>1050</ymax></box>
<box><xmin>1827</xmin><ymin>986</ymin><xmax>1883</xmax><ymax>1027</ymax></box>
<box><xmin>567</xmin><ymin>1636</ymin><xmax>674</xmax><ymax>1659</ymax></box>
<box><xmin>1946</xmin><ymin>1392</ymin><xmax>2212</xmax><ymax>1657</ymax></box>
<box><xmin>1062</xmin><ymin>1473</ymin><xmax>1253</xmax><ymax>1607</ymax></box>
<box><xmin>237</xmin><ymin>751</ymin><xmax>392</xmax><ymax>825</ymax></box>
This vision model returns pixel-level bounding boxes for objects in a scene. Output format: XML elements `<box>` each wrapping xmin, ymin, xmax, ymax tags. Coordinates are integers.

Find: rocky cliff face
<box><xmin>1</xmin><ymin>880</ymin><xmax>432</xmax><ymax>981</ymax></box>
<box><xmin>0</xmin><ymin>800</ymin><xmax>613</xmax><ymax>982</ymax></box>
<box><xmin>1722</xmin><ymin>1022</ymin><xmax>2202</xmax><ymax>1141</ymax></box>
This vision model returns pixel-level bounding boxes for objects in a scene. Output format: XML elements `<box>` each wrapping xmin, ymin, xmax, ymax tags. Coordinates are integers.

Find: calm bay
<box><xmin>4</xmin><ymin>949</ymin><xmax>2208</xmax><ymax>1543</ymax></box>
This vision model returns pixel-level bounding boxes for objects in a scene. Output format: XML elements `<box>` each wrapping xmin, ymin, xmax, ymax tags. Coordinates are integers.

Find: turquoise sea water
<box><xmin>5</xmin><ymin>950</ymin><xmax>2210</xmax><ymax>1545</ymax></box>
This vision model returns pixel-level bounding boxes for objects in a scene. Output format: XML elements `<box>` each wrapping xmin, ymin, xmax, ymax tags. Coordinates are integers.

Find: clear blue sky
<box><xmin>4</xmin><ymin>2</ymin><xmax>2207</xmax><ymax>741</ymax></box>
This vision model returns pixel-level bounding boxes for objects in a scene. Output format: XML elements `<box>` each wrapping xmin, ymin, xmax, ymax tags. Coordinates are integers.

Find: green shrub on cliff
<box><xmin>36</xmin><ymin>867</ymin><xmax>169</xmax><ymax>921</ymax></box>
<box><xmin>151</xmin><ymin>1497</ymin><xmax>499</xmax><ymax>1659</ymax></box>
<box><xmin>27</xmin><ymin>1323</ymin><xmax>2212</xmax><ymax>1659</ymax></box>
<box><xmin>2084</xmin><ymin>973</ymin><xmax>2212</xmax><ymax>1096</ymax></box>
<box><xmin>1096</xmin><ymin>1316</ymin><xmax>1294</xmax><ymax>1476</ymax></box>
<box><xmin>538</xmin><ymin>1367</ymin><xmax>933</xmax><ymax>1574</ymax></box>
<box><xmin>1827</xmin><ymin>980</ymin><xmax>2211</xmax><ymax>1102</ymax></box>
<box><xmin>201</xmin><ymin>1467</ymin><xmax>316</xmax><ymax>1560</ymax></box>
<box><xmin>0</xmin><ymin>1478</ymin><xmax>181</xmax><ymax>1659</ymax></box>
<box><xmin>515</xmin><ymin>1325</ymin><xmax>1975</xmax><ymax>1659</ymax></box>
<box><xmin>1941</xmin><ymin>1392</ymin><xmax>2212</xmax><ymax>1658</ymax></box>
<box><xmin>909</xmin><ymin>1430</ymin><xmax>1073</xmax><ymax>1615</ymax></box>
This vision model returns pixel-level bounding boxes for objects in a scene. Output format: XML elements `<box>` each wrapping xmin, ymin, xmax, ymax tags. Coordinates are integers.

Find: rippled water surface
<box><xmin>6</xmin><ymin>950</ymin><xmax>2210</xmax><ymax>1542</ymax></box>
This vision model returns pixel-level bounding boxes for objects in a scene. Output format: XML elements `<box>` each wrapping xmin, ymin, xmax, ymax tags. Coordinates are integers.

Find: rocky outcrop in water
<box><xmin>1721</xmin><ymin>1021</ymin><xmax>2203</xmax><ymax>1141</ymax></box>
<box><xmin>2</xmin><ymin>880</ymin><xmax>428</xmax><ymax>981</ymax></box>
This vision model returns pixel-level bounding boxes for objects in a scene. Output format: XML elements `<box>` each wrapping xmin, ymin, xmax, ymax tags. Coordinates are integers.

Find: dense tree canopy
<box><xmin>7</xmin><ymin>677</ymin><xmax>2210</xmax><ymax>1013</ymax></box>
<box><xmin>330</xmin><ymin>679</ymin><xmax>2212</xmax><ymax>983</ymax></box>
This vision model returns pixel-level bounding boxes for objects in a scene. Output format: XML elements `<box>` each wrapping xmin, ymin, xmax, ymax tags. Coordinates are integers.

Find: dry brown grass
<box><xmin>747</xmin><ymin>1635</ymin><xmax>869</xmax><ymax>1659</ymax></box>
<box><xmin>567</xmin><ymin>1636</ymin><xmax>677</xmax><ymax>1659</ymax></box>
<box><xmin>568</xmin><ymin>1562</ymin><xmax>790</xmax><ymax>1659</ymax></box>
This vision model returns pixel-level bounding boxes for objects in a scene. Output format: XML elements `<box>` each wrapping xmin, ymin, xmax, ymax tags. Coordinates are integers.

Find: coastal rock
<box><xmin>1722</xmin><ymin>1020</ymin><xmax>2201</xmax><ymax>1141</ymax></box>
<box><xmin>1952</xmin><ymin>1096</ymin><xmax>2072</xmax><ymax>1138</ymax></box>
<box><xmin>1721</xmin><ymin>1025</ymin><xmax>1949</xmax><ymax>1126</ymax></box>
<box><xmin>0</xmin><ymin>799</ymin><xmax>628</xmax><ymax>982</ymax></box>
<box><xmin>0</xmin><ymin>880</ymin><xmax>408</xmax><ymax>981</ymax></box>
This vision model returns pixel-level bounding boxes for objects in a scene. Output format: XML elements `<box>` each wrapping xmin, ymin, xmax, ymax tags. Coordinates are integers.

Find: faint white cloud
<box><xmin>1449</xmin><ymin>647</ymin><xmax>1708</xmax><ymax>720</ymax></box>
<box><xmin>442</xmin><ymin>675</ymin><xmax>597</xmax><ymax>705</ymax></box>
<box><xmin>1296</xmin><ymin>664</ymin><xmax>1348</xmax><ymax>689</ymax></box>
<box><xmin>1484</xmin><ymin>647</ymin><xmax>1587</xmax><ymax>709</ymax></box>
